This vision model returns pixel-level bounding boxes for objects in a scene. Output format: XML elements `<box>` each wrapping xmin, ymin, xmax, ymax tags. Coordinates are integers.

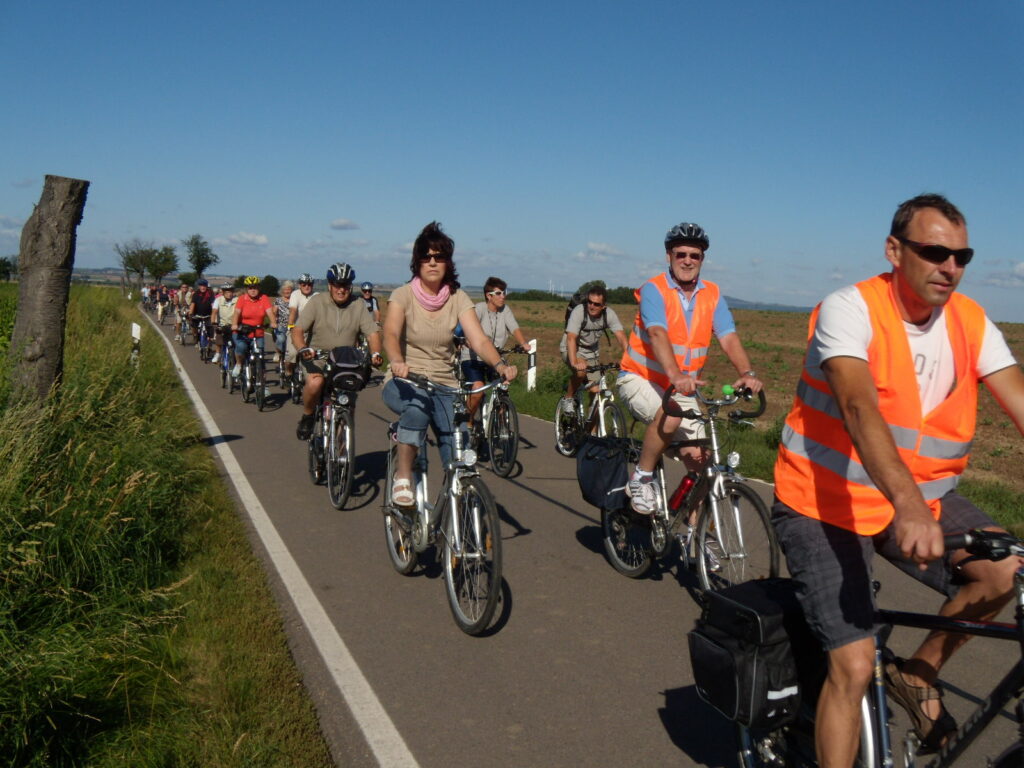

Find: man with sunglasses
<box><xmin>460</xmin><ymin>276</ymin><xmax>530</xmax><ymax>429</ymax></box>
<box><xmin>360</xmin><ymin>281</ymin><xmax>381</xmax><ymax>325</ymax></box>
<box><xmin>618</xmin><ymin>222</ymin><xmax>761</xmax><ymax>515</ymax></box>
<box><xmin>293</xmin><ymin>262</ymin><xmax>382</xmax><ymax>440</ymax></box>
<box><xmin>772</xmin><ymin>194</ymin><xmax>1024</xmax><ymax>767</ymax></box>
<box><xmin>560</xmin><ymin>285</ymin><xmax>628</xmax><ymax>405</ymax></box>
<box><xmin>284</xmin><ymin>273</ymin><xmax>317</xmax><ymax>382</ymax></box>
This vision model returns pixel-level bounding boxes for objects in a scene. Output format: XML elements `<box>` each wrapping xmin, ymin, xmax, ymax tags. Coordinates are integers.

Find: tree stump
<box><xmin>9</xmin><ymin>175</ymin><xmax>90</xmax><ymax>402</ymax></box>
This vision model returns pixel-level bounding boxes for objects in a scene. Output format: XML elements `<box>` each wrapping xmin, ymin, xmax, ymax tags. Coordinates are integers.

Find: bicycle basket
<box><xmin>326</xmin><ymin>346</ymin><xmax>370</xmax><ymax>391</ymax></box>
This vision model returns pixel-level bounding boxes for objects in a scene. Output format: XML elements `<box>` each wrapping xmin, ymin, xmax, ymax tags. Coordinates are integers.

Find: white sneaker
<box><xmin>174</xmin><ymin>335</ymin><xmax>181</xmax><ymax>342</ymax></box>
<box><xmin>272</xmin><ymin>352</ymin><xmax>280</xmax><ymax>363</ymax></box>
<box><xmin>232</xmin><ymin>364</ymin><xmax>241</xmax><ymax>377</ymax></box>
<box><xmin>628</xmin><ymin>475</ymin><xmax>660</xmax><ymax>515</ymax></box>
<box><xmin>212</xmin><ymin>353</ymin><xmax>220</xmax><ymax>364</ymax></box>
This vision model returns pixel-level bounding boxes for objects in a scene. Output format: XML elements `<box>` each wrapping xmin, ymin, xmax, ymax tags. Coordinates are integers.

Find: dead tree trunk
<box><xmin>9</xmin><ymin>175</ymin><xmax>90</xmax><ymax>403</ymax></box>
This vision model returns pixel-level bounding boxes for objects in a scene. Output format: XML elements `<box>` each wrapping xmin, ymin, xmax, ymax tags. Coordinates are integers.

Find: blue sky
<box><xmin>2</xmin><ymin>1</ymin><xmax>1022</xmax><ymax>321</ymax></box>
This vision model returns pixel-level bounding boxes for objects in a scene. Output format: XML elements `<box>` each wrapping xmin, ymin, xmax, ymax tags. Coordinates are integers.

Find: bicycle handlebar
<box><xmin>399</xmin><ymin>373</ymin><xmax>505</xmax><ymax>397</ymax></box>
<box><xmin>946</xmin><ymin>529</ymin><xmax>1024</xmax><ymax>560</ymax></box>
<box><xmin>661</xmin><ymin>384</ymin><xmax>767</xmax><ymax>421</ymax></box>
<box><xmin>584</xmin><ymin>362</ymin><xmax>620</xmax><ymax>374</ymax></box>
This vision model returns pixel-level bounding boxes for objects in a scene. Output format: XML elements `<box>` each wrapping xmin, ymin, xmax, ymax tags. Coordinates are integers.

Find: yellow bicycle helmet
<box><xmin>243</xmin><ymin>275</ymin><xmax>260</xmax><ymax>287</ymax></box>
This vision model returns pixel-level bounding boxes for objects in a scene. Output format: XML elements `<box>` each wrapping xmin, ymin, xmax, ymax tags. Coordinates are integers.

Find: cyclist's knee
<box><xmin>827</xmin><ymin>638</ymin><xmax>874</xmax><ymax>693</ymax></box>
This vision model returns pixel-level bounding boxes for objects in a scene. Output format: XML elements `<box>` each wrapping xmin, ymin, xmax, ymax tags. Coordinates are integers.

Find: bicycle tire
<box><xmin>444</xmin><ymin>476</ymin><xmax>502</xmax><ymax>635</ymax></box>
<box><xmin>327</xmin><ymin>408</ymin><xmax>354</xmax><ymax>509</ymax></box>
<box><xmin>290</xmin><ymin>369</ymin><xmax>303</xmax><ymax>405</ymax></box>
<box><xmin>220</xmin><ymin>362</ymin><xmax>227</xmax><ymax>388</ymax></box>
<box><xmin>241</xmin><ymin>362</ymin><xmax>253</xmax><ymax>403</ymax></box>
<box><xmin>488</xmin><ymin>394</ymin><xmax>519</xmax><ymax>477</ymax></box>
<box><xmin>307</xmin><ymin>413</ymin><xmax>325</xmax><ymax>485</ymax></box>
<box><xmin>601</xmin><ymin>506</ymin><xmax>655</xmax><ymax>578</ymax></box>
<box><xmin>553</xmin><ymin>397</ymin><xmax>581</xmax><ymax>457</ymax></box>
<box><xmin>600</xmin><ymin>401</ymin><xmax>628</xmax><ymax>439</ymax></box>
<box><xmin>696</xmin><ymin>480</ymin><xmax>779</xmax><ymax>592</ymax></box>
<box><xmin>383</xmin><ymin>445</ymin><xmax>418</xmax><ymax>575</ymax></box>
<box><xmin>992</xmin><ymin>741</ymin><xmax>1024</xmax><ymax>768</ymax></box>
<box><xmin>255</xmin><ymin>362</ymin><xmax>266</xmax><ymax>411</ymax></box>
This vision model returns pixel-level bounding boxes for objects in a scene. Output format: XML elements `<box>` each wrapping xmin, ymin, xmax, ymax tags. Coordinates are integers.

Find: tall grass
<box><xmin>0</xmin><ymin>285</ymin><xmax>331</xmax><ymax>766</ymax></box>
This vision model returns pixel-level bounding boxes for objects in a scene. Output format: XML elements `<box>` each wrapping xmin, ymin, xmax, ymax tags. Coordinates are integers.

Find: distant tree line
<box><xmin>0</xmin><ymin>255</ymin><xmax>17</xmax><ymax>281</ymax></box>
<box><xmin>509</xmin><ymin>280</ymin><xmax>638</xmax><ymax>304</ymax></box>
<box><xmin>114</xmin><ymin>233</ymin><xmax>221</xmax><ymax>290</ymax></box>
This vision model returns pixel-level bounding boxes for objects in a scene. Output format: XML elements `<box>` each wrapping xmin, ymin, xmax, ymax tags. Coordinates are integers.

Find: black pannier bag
<box><xmin>327</xmin><ymin>346</ymin><xmax>370</xmax><ymax>391</ymax></box>
<box><xmin>576</xmin><ymin>436</ymin><xmax>629</xmax><ymax>510</ymax></box>
<box><xmin>687</xmin><ymin>578</ymin><xmax>809</xmax><ymax>729</ymax></box>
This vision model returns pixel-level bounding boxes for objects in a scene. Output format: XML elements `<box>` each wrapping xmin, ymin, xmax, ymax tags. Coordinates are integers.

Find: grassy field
<box><xmin>502</xmin><ymin>297</ymin><xmax>1024</xmax><ymax>528</ymax></box>
<box><xmin>0</xmin><ymin>284</ymin><xmax>332</xmax><ymax>767</ymax></box>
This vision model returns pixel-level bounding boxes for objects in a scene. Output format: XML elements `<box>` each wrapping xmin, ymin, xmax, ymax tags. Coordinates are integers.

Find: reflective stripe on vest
<box><xmin>773</xmin><ymin>273</ymin><xmax>985</xmax><ymax>535</ymax></box>
<box><xmin>619</xmin><ymin>274</ymin><xmax>719</xmax><ymax>390</ymax></box>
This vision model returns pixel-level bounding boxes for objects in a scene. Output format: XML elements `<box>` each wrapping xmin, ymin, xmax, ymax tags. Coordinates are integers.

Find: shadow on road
<box><xmin>202</xmin><ymin>434</ymin><xmax>243</xmax><ymax>447</ymax></box>
<box><xmin>345</xmin><ymin>449</ymin><xmax>388</xmax><ymax>511</ymax></box>
<box><xmin>495</xmin><ymin>501</ymin><xmax>531</xmax><ymax>538</ymax></box>
<box><xmin>659</xmin><ymin>685</ymin><xmax>735</xmax><ymax>767</ymax></box>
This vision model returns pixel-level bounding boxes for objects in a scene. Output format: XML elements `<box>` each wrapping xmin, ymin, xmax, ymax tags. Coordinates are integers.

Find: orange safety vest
<box><xmin>619</xmin><ymin>273</ymin><xmax>719</xmax><ymax>390</ymax></box>
<box><xmin>773</xmin><ymin>273</ymin><xmax>985</xmax><ymax>535</ymax></box>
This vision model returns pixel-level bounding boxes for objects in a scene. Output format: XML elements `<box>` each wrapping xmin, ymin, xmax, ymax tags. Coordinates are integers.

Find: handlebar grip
<box><xmin>662</xmin><ymin>385</ymin><xmax>685</xmax><ymax>417</ymax></box>
<box><xmin>405</xmin><ymin>372</ymin><xmax>430</xmax><ymax>387</ymax></box>
<box><xmin>728</xmin><ymin>388</ymin><xmax>767</xmax><ymax>420</ymax></box>
<box><xmin>943</xmin><ymin>532</ymin><xmax>971</xmax><ymax>552</ymax></box>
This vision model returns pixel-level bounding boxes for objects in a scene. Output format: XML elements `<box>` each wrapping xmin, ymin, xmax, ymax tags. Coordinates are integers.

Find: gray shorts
<box><xmin>560</xmin><ymin>348</ymin><xmax>602</xmax><ymax>387</ymax></box>
<box><xmin>771</xmin><ymin>492</ymin><xmax>996</xmax><ymax>651</ymax></box>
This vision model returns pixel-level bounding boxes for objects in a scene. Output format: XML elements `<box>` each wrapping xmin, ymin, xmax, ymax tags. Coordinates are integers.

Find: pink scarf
<box><xmin>410</xmin><ymin>277</ymin><xmax>450</xmax><ymax>311</ymax></box>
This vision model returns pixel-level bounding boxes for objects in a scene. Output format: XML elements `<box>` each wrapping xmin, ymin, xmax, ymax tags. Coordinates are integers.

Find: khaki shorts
<box><xmin>615</xmin><ymin>372</ymin><xmax>706</xmax><ymax>441</ymax></box>
<box><xmin>286</xmin><ymin>332</ymin><xmax>304</xmax><ymax>364</ymax></box>
<box><xmin>560</xmin><ymin>348</ymin><xmax>602</xmax><ymax>388</ymax></box>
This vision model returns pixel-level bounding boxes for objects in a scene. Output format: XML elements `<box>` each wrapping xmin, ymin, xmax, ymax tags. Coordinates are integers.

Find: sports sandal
<box><xmin>884</xmin><ymin>659</ymin><xmax>957</xmax><ymax>752</ymax></box>
<box><xmin>392</xmin><ymin>478</ymin><xmax>415</xmax><ymax>508</ymax></box>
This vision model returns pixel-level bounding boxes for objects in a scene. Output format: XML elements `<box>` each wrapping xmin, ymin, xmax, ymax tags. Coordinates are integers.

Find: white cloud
<box><xmin>227</xmin><ymin>232</ymin><xmax>269</xmax><ymax>246</ymax></box>
<box><xmin>11</xmin><ymin>178</ymin><xmax>34</xmax><ymax>189</ymax></box>
<box><xmin>982</xmin><ymin>263</ymin><xmax>1024</xmax><ymax>288</ymax></box>
<box><xmin>0</xmin><ymin>215</ymin><xmax>23</xmax><ymax>227</ymax></box>
<box><xmin>330</xmin><ymin>218</ymin><xmax>359</xmax><ymax>231</ymax></box>
<box><xmin>829</xmin><ymin>269</ymin><xmax>845</xmax><ymax>281</ymax></box>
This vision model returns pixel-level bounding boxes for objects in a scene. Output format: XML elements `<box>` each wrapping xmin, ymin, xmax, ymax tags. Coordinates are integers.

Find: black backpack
<box><xmin>326</xmin><ymin>346</ymin><xmax>370</xmax><ymax>391</ymax></box>
<box><xmin>687</xmin><ymin>578</ymin><xmax>810</xmax><ymax>729</ymax></box>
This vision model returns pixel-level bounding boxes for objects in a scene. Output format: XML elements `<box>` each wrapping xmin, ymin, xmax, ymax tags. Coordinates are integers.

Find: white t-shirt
<box><xmin>289</xmin><ymin>290</ymin><xmax>316</xmax><ymax>320</ymax></box>
<box><xmin>810</xmin><ymin>284</ymin><xmax>1017</xmax><ymax>414</ymax></box>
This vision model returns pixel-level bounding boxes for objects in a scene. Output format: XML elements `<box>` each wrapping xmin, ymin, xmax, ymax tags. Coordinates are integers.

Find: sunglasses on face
<box><xmin>671</xmin><ymin>250</ymin><xmax>704</xmax><ymax>261</ymax></box>
<box><xmin>329</xmin><ymin>281</ymin><xmax>352</xmax><ymax>290</ymax></box>
<box><xmin>586</xmin><ymin>300</ymin><xmax>605</xmax><ymax>308</ymax></box>
<box><xmin>487</xmin><ymin>290</ymin><xmax>506</xmax><ymax>297</ymax></box>
<box><xmin>417</xmin><ymin>252</ymin><xmax>451</xmax><ymax>263</ymax></box>
<box><xmin>896</xmin><ymin>237</ymin><xmax>973</xmax><ymax>268</ymax></box>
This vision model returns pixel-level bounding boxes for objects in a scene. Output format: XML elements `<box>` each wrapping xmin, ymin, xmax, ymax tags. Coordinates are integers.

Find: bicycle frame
<box><xmin>872</xmin><ymin>570</ymin><xmax>1024</xmax><ymax>767</ymax></box>
<box><xmin>573</xmin><ymin>366</ymin><xmax>619</xmax><ymax>435</ymax></box>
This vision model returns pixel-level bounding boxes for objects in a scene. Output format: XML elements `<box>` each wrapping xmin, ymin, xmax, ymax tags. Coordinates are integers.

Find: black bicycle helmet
<box><xmin>664</xmin><ymin>222</ymin><xmax>709</xmax><ymax>251</ymax></box>
<box><xmin>298</xmin><ymin>272</ymin><xmax>314</xmax><ymax>284</ymax></box>
<box><xmin>326</xmin><ymin>262</ymin><xmax>355</xmax><ymax>285</ymax></box>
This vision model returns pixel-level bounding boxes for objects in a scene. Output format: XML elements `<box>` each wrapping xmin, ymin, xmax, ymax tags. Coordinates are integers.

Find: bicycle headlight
<box><xmin>462</xmin><ymin>449</ymin><xmax>478</xmax><ymax>467</ymax></box>
<box><xmin>337</xmin><ymin>393</ymin><xmax>350</xmax><ymax>406</ymax></box>
<box><xmin>726</xmin><ymin>451</ymin><xmax>741</xmax><ymax>469</ymax></box>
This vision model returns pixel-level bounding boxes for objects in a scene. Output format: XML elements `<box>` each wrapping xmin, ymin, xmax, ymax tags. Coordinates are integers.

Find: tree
<box><xmin>9</xmin><ymin>175</ymin><xmax>90</xmax><ymax>402</ymax></box>
<box><xmin>182</xmin><ymin>234</ymin><xmax>219</xmax><ymax>278</ymax></box>
<box><xmin>145</xmin><ymin>245</ymin><xmax>178</xmax><ymax>284</ymax></box>
<box><xmin>115</xmin><ymin>238</ymin><xmax>151</xmax><ymax>290</ymax></box>
<box><xmin>259</xmin><ymin>274</ymin><xmax>280</xmax><ymax>296</ymax></box>
<box><xmin>176</xmin><ymin>271</ymin><xmax>197</xmax><ymax>287</ymax></box>
<box><xmin>575</xmin><ymin>279</ymin><xmax>606</xmax><ymax>296</ymax></box>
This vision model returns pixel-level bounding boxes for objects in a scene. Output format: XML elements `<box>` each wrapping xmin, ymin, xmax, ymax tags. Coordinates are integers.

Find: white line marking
<box><xmin>142</xmin><ymin>312</ymin><xmax>420</xmax><ymax>768</ymax></box>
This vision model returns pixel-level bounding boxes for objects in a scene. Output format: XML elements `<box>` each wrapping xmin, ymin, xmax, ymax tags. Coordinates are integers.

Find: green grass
<box><xmin>0</xmin><ymin>285</ymin><xmax>331</xmax><ymax>767</ymax></box>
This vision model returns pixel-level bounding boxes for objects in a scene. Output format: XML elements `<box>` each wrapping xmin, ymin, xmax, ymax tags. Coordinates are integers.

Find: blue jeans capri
<box><xmin>382</xmin><ymin>377</ymin><xmax>458</xmax><ymax>467</ymax></box>
<box><xmin>233</xmin><ymin>333</ymin><xmax>265</xmax><ymax>364</ymax></box>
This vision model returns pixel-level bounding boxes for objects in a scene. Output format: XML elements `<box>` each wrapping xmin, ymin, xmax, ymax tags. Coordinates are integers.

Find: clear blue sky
<box><xmin>2</xmin><ymin>1</ymin><xmax>1022</xmax><ymax>320</ymax></box>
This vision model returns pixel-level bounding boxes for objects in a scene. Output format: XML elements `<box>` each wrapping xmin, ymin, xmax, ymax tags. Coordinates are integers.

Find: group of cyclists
<box><xmin>150</xmin><ymin>195</ymin><xmax>1024</xmax><ymax>768</ymax></box>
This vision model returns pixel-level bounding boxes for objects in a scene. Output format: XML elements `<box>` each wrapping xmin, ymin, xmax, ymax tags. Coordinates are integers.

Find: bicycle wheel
<box><xmin>327</xmin><ymin>408</ymin><xmax>354</xmax><ymax>509</ymax></box>
<box><xmin>992</xmin><ymin>742</ymin><xmax>1024</xmax><ymax>768</ymax></box>
<box><xmin>488</xmin><ymin>394</ymin><xmax>519</xmax><ymax>477</ymax></box>
<box><xmin>220</xmin><ymin>359</ymin><xmax>227</xmax><ymax>388</ymax></box>
<box><xmin>601</xmin><ymin>506</ymin><xmax>655</xmax><ymax>578</ymax></box>
<box><xmin>241</xmin><ymin>362</ymin><xmax>253</xmax><ymax>403</ymax></box>
<box><xmin>444</xmin><ymin>476</ymin><xmax>502</xmax><ymax>635</ymax></box>
<box><xmin>290</xmin><ymin>369</ymin><xmax>303</xmax><ymax>405</ymax></box>
<box><xmin>307</xmin><ymin>413</ymin><xmax>325</xmax><ymax>485</ymax></box>
<box><xmin>554</xmin><ymin>397</ymin><xmax>581</xmax><ymax>457</ymax></box>
<box><xmin>383</xmin><ymin>446</ymin><xmax>417</xmax><ymax>574</ymax></box>
<box><xmin>600</xmin><ymin>401</ymin><xmax>628</xmax><ymax>438</ymax></box>
<box><xmin>696</xmin><ymin>480</ymin><xmax>779</xmax><ymax>592</ymax></box>
<box><xmin>255</xmin><ymin>363</ymin><xmax>267</xmax><ymax>411</ymax></box>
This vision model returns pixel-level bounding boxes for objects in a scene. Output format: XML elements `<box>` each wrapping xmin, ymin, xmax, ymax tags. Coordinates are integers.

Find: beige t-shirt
<box><xmin>389</xmin><ymin>284</ymin><xmax>473</xmax><ymax>387</ymax></box>
<box><xmin>297</xmin><ymin>293</ymin><xmax>377</xmax><ymax>352</ymax></box>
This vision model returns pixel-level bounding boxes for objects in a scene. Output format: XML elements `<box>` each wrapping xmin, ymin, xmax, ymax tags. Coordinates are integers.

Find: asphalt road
<box><xmin>148</xmin><ymin>311</ymin><xmax>1019</xmax><ymax>768</ymax></box>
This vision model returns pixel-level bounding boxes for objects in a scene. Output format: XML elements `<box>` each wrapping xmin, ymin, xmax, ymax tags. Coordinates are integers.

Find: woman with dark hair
<box><xmin>382</xmin><ymin>222</ymin><xmax>517</xmax><ymax>506</ymax></box>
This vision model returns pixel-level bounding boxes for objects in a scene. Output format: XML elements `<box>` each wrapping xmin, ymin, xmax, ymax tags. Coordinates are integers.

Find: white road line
<box><xmin>144</xmin><ymin>314</ymin><xmax>420</xmax><ymax>768</ymax></box>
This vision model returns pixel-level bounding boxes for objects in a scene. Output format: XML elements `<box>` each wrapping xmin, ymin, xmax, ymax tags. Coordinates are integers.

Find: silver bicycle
<box><xmin>554</xmin><ymin>362</ymin><xmax>628</xmax><ymax>457</ymax></box>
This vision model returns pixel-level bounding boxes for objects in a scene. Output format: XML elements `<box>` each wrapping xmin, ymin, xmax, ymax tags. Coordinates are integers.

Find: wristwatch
<box><xmin>742</xmin><ymin>370</ymin><xmax>757</xmax><ymax>378</ymax></box>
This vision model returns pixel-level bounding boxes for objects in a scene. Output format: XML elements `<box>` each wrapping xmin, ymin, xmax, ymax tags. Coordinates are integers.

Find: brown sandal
<box><xmin>884</xmin><ymin>659</ymin><xmax>957</xmax><ymax>752</ymax></box>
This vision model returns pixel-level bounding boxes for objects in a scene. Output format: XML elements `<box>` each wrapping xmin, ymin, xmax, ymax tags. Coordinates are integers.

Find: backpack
<box><xmin>575</xmin><ymin>436</ymin><xmax>630</xmax><ymax>510</ymax></box>
<box><xmin>326</xmin><ymin>346</ymin><xmax>370</xmax><ymax>391</ymax></box>
<box><xmin>687</xmin><ymin>578</ymin><xmax>810</xmax><ymax>729</ymax></box>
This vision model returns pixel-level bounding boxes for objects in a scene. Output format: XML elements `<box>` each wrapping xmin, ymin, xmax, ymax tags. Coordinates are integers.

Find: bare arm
<box><xmin>382</xmin><ymin>301</ymin><xmax>407</xmax><ymax>378</ymax></box>
<box><xmin>463</xmin><ymin>308</ymin><xmax>516</xmax><ymax>381</ymax></box>
<box><xmin>613</xmin><ymin>330</ymin><xmax>629</xmax><ymax>355</ymax></box>
<box><xmin>822</xmin><ymin>355</ymin><xmax>941</xmax><ymax>564</ymax></box>
<box><xmin>982</xmin><ymin>364</ymin><xmax>1024</xmax><ymax>436</ymax></box>
<box><xmin>512</xmin><ymin>328</ymin><xmax>529</xmax><ymax>350</ymax></box>
<box><xmin>718</xmin><ymin>331</ymin><xmax>762</xmax><ymax>393</ymax></box>
<box><xmin>566</xmin><ymin>333</ymin><xmax>585</xmax><ymax>372</ymax></box>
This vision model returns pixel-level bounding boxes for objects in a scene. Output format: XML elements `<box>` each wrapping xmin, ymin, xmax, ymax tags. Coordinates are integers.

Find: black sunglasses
<box><xmin>896</xmin><ymin>237</ymin><xmax>973</xmax><ymax>268</ymax></box>
<box><xmin>417</xmin><ymin>252</ymin><xmax>451</xmax><ymax>263</ymax></box>
<box><xmin>586</xmin><ymin>300</ymin><xmax>605</xmax><ymax>308</ymax></box>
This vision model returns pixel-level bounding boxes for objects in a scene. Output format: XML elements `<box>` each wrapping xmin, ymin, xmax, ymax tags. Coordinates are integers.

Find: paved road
<box><xmin>148</xmin><ymin>313</ymin><xmax>1018</xmax><ymax>767</ymax></box>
